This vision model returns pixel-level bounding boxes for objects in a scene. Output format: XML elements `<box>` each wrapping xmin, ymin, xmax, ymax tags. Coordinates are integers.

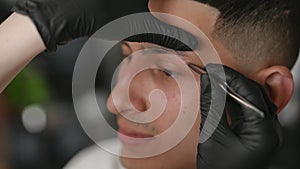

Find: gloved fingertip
<box><xmin>200</xmin><ymin>73</ymin><xmax>210</xmax><ymax>92</ymax></box>
<box><xmin>205</xmin><ymin>63</ymin><xmax>224</xmax><ymax>71</ymax></box>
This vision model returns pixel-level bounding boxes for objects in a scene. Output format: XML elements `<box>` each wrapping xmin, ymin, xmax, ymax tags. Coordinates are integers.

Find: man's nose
<box><xmin>106</xmin><ymin>71</ymin><xmax>152</xmax><ymax>115</ymax></box>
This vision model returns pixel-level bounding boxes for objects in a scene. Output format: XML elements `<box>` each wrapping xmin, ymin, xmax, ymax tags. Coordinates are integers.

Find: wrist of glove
<box><xmin>12</xmin><ymin>0</ymin><xmax>110</xmax><ymax>51</ymax></box>
<box><xmin>13</xmin><ymin>0</ymin><xmax>164</xmax><ymax>52</ymax></box>
<box><xmin>198</xmin><ymin>64</ymin><xmax>283</xmax><ymax>169</ymax></box>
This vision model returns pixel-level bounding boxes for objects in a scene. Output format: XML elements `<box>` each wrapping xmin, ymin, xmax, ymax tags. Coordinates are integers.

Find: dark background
<box><xmin>0</xmin><ymin>1</ymin><xmax>299</xmax><ymax>169</ymax></box>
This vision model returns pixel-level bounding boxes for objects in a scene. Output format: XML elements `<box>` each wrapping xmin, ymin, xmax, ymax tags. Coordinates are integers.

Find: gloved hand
<box><xmin>198</xmin><ymin>64</ymin><xmax>283</xmax><ymax>169</ymax></box>
<box><xmin>12</xmin><ymin>0</ymin><xmax>198</xmax><ymax>52</ymax></box>
<box><xmin>11</xmin><ymin>0</ymin><xmax>146</xmax><ymax>51</ymax></box>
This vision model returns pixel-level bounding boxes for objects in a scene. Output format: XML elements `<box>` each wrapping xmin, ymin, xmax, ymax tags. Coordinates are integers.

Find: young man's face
<box><xmin>107</xmin><ymin>41</ymin><xmax>201</xmax><ymax>169</ymax></box>
<box><xmin>106</xmin><ymin>1</ymin><xmax>235</xmax><ymax>169</ymax></box>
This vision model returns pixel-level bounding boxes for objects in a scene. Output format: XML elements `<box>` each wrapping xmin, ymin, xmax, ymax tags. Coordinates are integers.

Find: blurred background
<box><xmin>0</xmin><ymin>1</ymin><xmax>148</xmax><ymax>169</ymax></box>
<box><xmin>0</xmin><ymin>0</ymin><xmax>299</xmax><ymax>169</ymax></box>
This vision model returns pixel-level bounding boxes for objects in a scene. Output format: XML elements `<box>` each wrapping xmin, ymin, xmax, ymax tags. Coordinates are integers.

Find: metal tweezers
<box><xmin>187</xmin><ymin>63</ymin><xmax>265</xmax><ymax>118</ymax></box>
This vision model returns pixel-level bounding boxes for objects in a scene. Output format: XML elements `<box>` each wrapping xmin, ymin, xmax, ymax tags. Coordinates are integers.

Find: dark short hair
<box><xmin>198</xmin><ymin>0</ymin><xmax>300</xmax><ymax>69</ymax></box>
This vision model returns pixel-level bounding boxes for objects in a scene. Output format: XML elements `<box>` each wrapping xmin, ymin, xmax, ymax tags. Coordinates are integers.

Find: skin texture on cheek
<box><xmin>154</xmin><ymin>77</ymin><xmax>182</xmax><ymax>132</ymax></box>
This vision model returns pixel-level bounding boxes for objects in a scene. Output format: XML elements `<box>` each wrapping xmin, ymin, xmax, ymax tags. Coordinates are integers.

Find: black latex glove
<box><xmin>11</xmin><ymin>0</ymin><xmax>144</xmax><ymax>51</ymax></box>
<box><xmin>198</xmin><ymin>64</ymin><xmax>282</xmax><ymax>169</ymax></box>
<box><xmin>12</xmin><ymin>0</ymin><xmax>198</xmax><ymax>52</ymax></box>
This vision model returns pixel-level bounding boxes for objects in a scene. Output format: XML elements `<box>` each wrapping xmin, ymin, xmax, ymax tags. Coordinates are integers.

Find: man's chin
<box><xmin>119</xmin><ymin>154</ymin><xmax>158</xmax><ymax>169</ymax></box>
<box><xmin>119</xmin><ymin>141</ymin><xmax>153</xmax><ymax>158</ymax></box>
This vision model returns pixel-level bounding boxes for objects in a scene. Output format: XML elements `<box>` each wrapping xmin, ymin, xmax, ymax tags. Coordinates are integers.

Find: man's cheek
<box><xmin>154</xmin><ymin>89</ymin><xmax>181</xmax><ymax>131</ymax></box>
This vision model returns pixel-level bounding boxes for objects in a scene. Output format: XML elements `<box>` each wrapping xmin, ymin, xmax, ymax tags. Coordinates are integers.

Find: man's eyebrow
<box><xmin>127</xmin><ymin>33</ymin><xmax>199</xmax><ymax>52</ymax></box>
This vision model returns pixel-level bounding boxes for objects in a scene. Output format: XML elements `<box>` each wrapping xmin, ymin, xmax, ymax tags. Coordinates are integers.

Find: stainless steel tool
<box><xmin>187</xmin><ymin>63</ymin><xmax>265</xmax><ymax>118</ymax></box>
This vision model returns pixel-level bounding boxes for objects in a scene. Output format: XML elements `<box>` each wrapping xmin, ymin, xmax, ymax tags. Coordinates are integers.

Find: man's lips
<box><xmin>118</xmin><ymin>128</ymin><xmax>155</xmax><ymax>146</ymax></box>
<box><xmin>117</xmin><ymin>120</ymin><xmax>155</xmax><ymax>146</ymax></box>
<box><xmin>117</xmin><ymin>117</ymin><xmax>155</xmax><ymax>138</ymax></box>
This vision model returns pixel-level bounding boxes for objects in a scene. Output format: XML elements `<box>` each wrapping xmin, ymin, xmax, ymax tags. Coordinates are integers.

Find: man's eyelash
<box><xmin>160</xmin><ymin>69</ymin><xmax>174</xmax><ymax>77</ymax></box>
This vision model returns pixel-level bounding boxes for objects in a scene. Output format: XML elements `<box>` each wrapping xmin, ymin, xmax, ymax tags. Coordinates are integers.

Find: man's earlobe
<box><xmin>256</xmin><ymin>66</ymin><xmax>294</xmax><ymax>113</ymax></box>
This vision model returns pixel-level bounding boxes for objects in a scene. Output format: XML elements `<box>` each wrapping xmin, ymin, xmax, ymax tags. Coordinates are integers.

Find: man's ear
<box><xmin>255</xmin><ymin>66</ymin><xmax>294</xmax><ymax>114</ymax></box>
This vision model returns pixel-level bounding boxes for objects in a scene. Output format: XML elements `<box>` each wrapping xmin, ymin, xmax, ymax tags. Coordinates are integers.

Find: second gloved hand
<box><xmin>197</xmin><ymin>64</ymin><xmax>282</xmax><ymax>169</ymax></box>
<box><xmin>12</xmin><ymin>0</ymin><xmax>145</xmax><ymax>51</ymax></box>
